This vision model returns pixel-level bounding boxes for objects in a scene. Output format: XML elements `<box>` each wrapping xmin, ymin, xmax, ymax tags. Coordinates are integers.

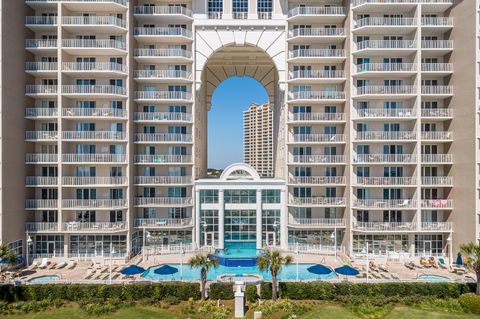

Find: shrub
<box><xmin>351</xmin><ymin>303</ymin><xmax>394</xmax><ymax>319</ymax></box>
<box><xmin>260</xmin><ymin>282</ymin><xmax>272</xmax><ymax>300</ymax></box>
<box><xmin>246</xmin><ymin>285</ymin><xmax>258</xmax><ymax>302</ymax></box>
<box><xmin>164</xmin><ymin>295</ymin><xmax>180</xmax><ymax>305</ymax></box>
<box><xmin>197</xmin><ymin>300</ymin><xmax>231</xmax><ymax>319</ymax></box>
<box><xmin>81</xmin><ymin>303</ymin><xmax>118</xmax><ymax>316</ymax></box>
<box><xmin>459</xmin><ymin>293</ymin><xmax>480</xmax><ymax>314</ymax></box>
<box><xmin>209</xmin><ymin>283</ymin><xmax>234</xmax><ymax>300</ymax></box>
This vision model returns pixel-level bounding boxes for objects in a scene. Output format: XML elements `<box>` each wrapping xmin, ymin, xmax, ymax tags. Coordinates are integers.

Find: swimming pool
<box><xmin>141</xmin><ymin>263</ymin><xmax>337</xmax><ymax>281</ymax></box>
<box><xmin>27</xmin><ymin>275</ymin><xmax>59</xmax><ymax>284</ymax></box>
<box><xmin>212</xmin><ymin>242</ymin><xmax>264</xmax><ymax>267</ymax></box>
<box><xmin>418</xmin><ymin>274</ymin><xmax>451</xmax><ymax>282</ymax></box>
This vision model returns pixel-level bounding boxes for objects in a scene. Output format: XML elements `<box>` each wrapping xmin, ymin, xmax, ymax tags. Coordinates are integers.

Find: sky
<box><xmin>208</xmin><ymin>76</ymin><xmax>269</xmax><ymax>169</ymax></box>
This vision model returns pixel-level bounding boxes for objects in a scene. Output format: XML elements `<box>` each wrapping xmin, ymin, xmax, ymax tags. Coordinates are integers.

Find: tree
<box><xmin>461</xmin><ymin>242</ymin><xmax>480</xmax><ymax>295</ymax></box>
<box><xmin>0</xmin><ymin>245</ymin><xmax>17</xmax><ymax>268</ymax></box>
<box><xmin>188</xmin><ymin>253</ymin><xmax>219</xmax><ymax>300</ymax></box>
<box><xmin>257</xmin><ymin>249</ymin><xmax>292</xmax><ymax>300</ymax></box>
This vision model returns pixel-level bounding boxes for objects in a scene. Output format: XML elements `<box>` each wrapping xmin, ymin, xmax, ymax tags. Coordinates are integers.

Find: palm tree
<box><xmin>188</xmin><ymin>253</ymin><xmax>219</xmax><ymax>300</ymax></box>
<box><xmin>461</xmin><ymin>242</ymin><xmax>480</xmax><ymax>295</ymax></box>
<box><xmin>0</xmin><ymin>245</ymin><xmax>17</xmax><ymax>267</ymax></box>
<box><xmin>257</xmin><ymin>249</ymin><xmax>292</xmax><ymax>300</ymax></box>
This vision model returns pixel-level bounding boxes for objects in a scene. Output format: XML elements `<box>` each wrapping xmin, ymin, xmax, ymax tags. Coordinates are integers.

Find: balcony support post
<box><xmin>219</xmin><ymin>190</ymin><xmax>225</xmax><ymax>250</ymax></box>
<box><xmin>256</xmin><ymin>190</ymin><xmax>262</xmax><ymax>250</ymax></box>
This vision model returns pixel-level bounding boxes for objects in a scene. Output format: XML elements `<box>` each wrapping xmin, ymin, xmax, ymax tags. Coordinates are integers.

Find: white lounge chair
<box><xmin>38</xmin><ymin>258</ymin><xmax>49</xmax><ymax>269</ymax></box>
<box><xmin>57</xmin><ymin>261</ymin><xmax>67</xmax><ymax>269</ymax></box>
<box><xmin>66</xmin><ymin>261</ymin><xmax>77</xmax><ymax>269</ymax></box>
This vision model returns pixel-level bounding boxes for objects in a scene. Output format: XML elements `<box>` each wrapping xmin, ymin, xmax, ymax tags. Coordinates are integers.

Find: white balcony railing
<box><xmin>355</xmin><ymin>177</ymin><xmax>417</xmax><ymax>186</ymax></box>
<box><xmin>354</xmin><ymin>154</ymin><xmax>416</xmax><ymax>163</ymax></box>
<box><xmin>134</xmin><ymin>27</ymin><xmax>192</xmax><ymax>38</ymax></box>
<box><xmin>62</xmin><ymin>176</ymin><xmax>127</xmax><ymax>186</ymax></box>
<box><xmin>291</xmin><ymin>155</ymin><xmax>345</xmax><ymax>164</ymax></box>
<box><xmin>134</xmin><ymin>176</ymin><xmax>192</xmax><ymax>185</ymax></box>
<box><xmin>356</xmin><ymin>63</ymin><xmax>416</xmax><ymax>73</ymax></box>
<box><xmin>62</xmin><ymin>16</ymin><xmax>126</xmax><ymax>28</ymax></box>
<box><xmin>62</xmin><ymin>39</ymin><xmax>126</xmax><ymax>50</ymax></box>
<box><xmin>62</xmin><ymin>62</ymin><xmax>127</xmax><ymax>73</ymax></box>
<box><xmin>289</xmin><ymin>70</ymin><xmax>345</xmax><ymax>80</ymax></box>
<box><xmin>421</xmin><ymin>63</ymin><xmax>453</xmax><ymax>72</ymax></box>
<box><xmin>134</xmin><ymin>154</ymin><xmax>192</xmax><ymax>164</ymax></box>
<box><xmin>25</xmin><ymin>62</ymin><xmax>58</xmax><ymax>72</ymax></box>
<box><xmin>134</xmin><ymin>48</ymin><xmax>191</xmax><ymax>59</ymax></box>
<box><xmin>421</xmin><ymin>199</ymin><xmax>453</xmax><ymax>209</ymax></box>
<box><xmin>288</xmin><ymin>91</ymin><xmax>345</xmax><ymax>100</ymax></box>
<box><xmin>232</xmin><ymin>12</ymin><xmax>248</xmax><ymax>19</ymax></box>
<box><xmin>421</xmin><ymin>17</ymin><xmax>453</xmax><ymax>26</ymax></box>
<box><xmin>355</xmin><ymin>17</ymin><xmax>416</xmax><ymax>28</ymax></box>
<box><xmin>288</xmin><ymin>6</ymin><xmax>346</xmax><ymax>17</ymax></box>
<box><xmin>289</xmin><ymin>217</ymin><xmax>346</xmax><ymax>227</ymax></box>
<box><xmin>355</xmin><ymin>131</ymin><xmax>416</xmax><ymax>140</ymax></box>
<box><xmin>134</xmin><ymin>91</ymin><xmax>192</xmax><ymax>101</ymax></box>
<box><xmin>421</xmin><ymin>176</ymin><xmax>452</xmax><ymax>185</ymax></box>
<box><xmin>354</xmin><ymin>222</ymin><xmax>417</xmax><ymax>232</ymax></box>
<box><xmin>353</xmin><ymin>199</ymin><xmax>417</xmax><ymax>209</ymax></box>
<box><xmin>26</xmin><ymin>153</ymin><xmax>58</xmax><ymax>163</ymax></box>
<box><xmin>421</xmin><ymin>40</ymin><xmax>453</xmax><ymax>49</ymax></box>
<box><xmin>134</xmin><ymin>112</ymin><xmax>192</xmax><ymax>122</ymax></box>
<box><xmin>288</xmin><ymin>28</ymin><xmax>345</xmax><ymax>38</ymax></box>
<box><xmin>25</xmin><ymin>39</ymin><xmax>57</xmax><ymax>48</ymax></box>
<box><xmin>290</xmin><ymin>49</ymin><xmax>345</xmax><ymax>59</ymax></box>
<box><xmin>62</xmin><ymin>154</ymin><xmax>126</xmax><ymax>163</ymax></box>
<box><xmin>134</xmin><ymin>70</ymin><xmax>192</xmax><ymax>80</ymax></box>
<box><xmin>62</xmin><ymin>131</ymin><xmax>126</xmax><ymax>140</ymax></box>
<box><xmin>25</xmin><ymin>131</ymin><xmax>58</xmax><ymax>140</ymax></box>
<box><xmin>134</xmin><ymin>218</ymin><xmax>193</xmax><ymax>228</ymax></box>
<box><xmin>62</xmin><ymin>199</ymin><xmax>127</xmax><ymax>209</ymax></box>
<box><xmin>421</xmin><ymin>85</ymin><xmax>453</xmax><ymax>95</ymax></box>
<box><xmin>289</xmin><ymin>176</ymin><xmax>346</xmax><ymax>185</ymax></box>
<box><xmin>25</xmin><ymin>108</ymin><xmax>58</xmax><ymax>117</ymax></box>
<box><xmin>134</xmin><ymin>197</ymin><xmax>193</xmax><ymax>206</ymax></box>
<box><xmin>356</xmin><ymin>40</ymin><xmax>416</xmax><ymax>51</ymax></box>
<box><xmin>61</xmin><ymin>221</ymin><xmax>127</xmax><ymax>232</ymax></box>
<box><xmin>356</xmin><ymin>85</ymin><xmax>416</xmax><ymax>95</ymax></box>
<box><xmin>61</xmin><ymin>0</ymin><xmax>128</xmax><ymax>5</ymax></box>
<box><xmin>421</xmin><ymin>108</ymin><xmax>452</xmax><ymax>117</ymax></box>
<box><xmin>25</xmin><ymin>176</ymin><xmax>58</xmax><ymax>186</ymax></box>
<box><xmin>134</xmin><ymin>5</ymin><xmax>193</xmax><ymax>17</ymax></box>
<box><xmin>62</xmin><ymin>85</ymin><xmax>126</xmax><ymax>95</ymax></box>
<box><xmin>421</xmin><ymin>154</ymin><xmax>452</xmax><ymax>163</ymax></box>
<box><xmin>289</xmin><ymin>113</ymin><xmax>345</xmax><ymax>122</ymax></box>
<box><xmin>421</xmin><ymin>131</ymin><xmax>453</xmax><ymax>140</ymax></box>
<box><xmin>25</xmin><ymin>85</ymin><xmax>58</xmax><ymax>94</ymax></box>
<box><xmin>290</xmin><ymin>134</ymin><xmax>345</xmax><ymax>143</ymax></box>
<box><xmin>25</xmin><ymin>222</ymin><xmax>59</xmax><ymax>232</ymax></box>
<box><xmin>134</xmin><ymin>133</ymin><xmax>192</xmax><ymax>143</ymax></box>
<box><xmin>26</xmin><ymin>16</ymin><xmax>57</xmax><ymax>25</ymax></box>
<box><xmin>356</xmin><ymin>108</ymin><xmax>416</xmax><ymax>118</ymax></box>
<box><xmin>352</xmin><ymin>0</ymin><xmax>453</xmax><ymax>7</ymax></box>
<box><xmin>25</xmin><ymin>199</ymin><xmax>58</xmax><ymax>209</ymax></box>
<box><xmin>62</xmin><ymin>108</ymin><xmax>127</xmax><ymax>118</ymax></box>
<box><xmin>289</xmin><ymin>197</ymin><xmax>346</xmax><ymax>206</ymax></box>
<box><xmin>421</xmin><ymin>222</ymin><xmax>452</xmax><ymax>231</ymax></box>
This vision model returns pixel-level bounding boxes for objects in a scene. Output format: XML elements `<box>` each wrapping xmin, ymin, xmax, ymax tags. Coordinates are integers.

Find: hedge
<box><xmin>209</xmin><ymin>283</ymin><xmax>234</xmax><ymax>300</ymax></box>
<box><xmin>246</xmin><ymin>285</ymin><xmax>258</xmax><ymax>302</ymax></box>
<box><xmin>0</xmin><ymin>283</ymin><xmax>201</xmax><ymax>303</ymax></box>
<box><xmin>279</xmin><ymin>282</ymin><xmax>475</xmax><ymax>300</ymax></box>
<box><xmin>260</xmin><ymin>282</ymin><xmax>272</xmax><ymax>300</ymax></box>
<box><xmin>459</xmin><ymin>293</ymin><xmax>480</xmax><ymax>314</ymax></box>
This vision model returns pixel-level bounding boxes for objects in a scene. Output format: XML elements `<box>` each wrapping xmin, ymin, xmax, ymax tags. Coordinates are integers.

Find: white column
<box><xmin>256</xmin><ymin>189</ymin><xmax>263</xmax><ymax>249</ymax></box>
<box><xmin>219</xmin><ymin>189</ymin><xmax>225</xmax><ymax>249</ymax></box>
<box><xmin>195</xmin><ymin>189</ymin><xmax>201</xmax><ymax>248</ymax></box>
<box><xmin>280</xmin><ymin>189</ymin><xmax>288</xmax><ymax>249</ymax></box>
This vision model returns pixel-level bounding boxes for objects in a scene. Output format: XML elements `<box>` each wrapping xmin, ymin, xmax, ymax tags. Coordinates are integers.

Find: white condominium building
<box><xmin>0</xmin><ymin>0</ymin><xmax>478</xmax><ymax>263</ymax></box>
<box><xmin>244</xmin><ymin>103</ymin><xmax>274</xmax><ymax>177</ymax></box>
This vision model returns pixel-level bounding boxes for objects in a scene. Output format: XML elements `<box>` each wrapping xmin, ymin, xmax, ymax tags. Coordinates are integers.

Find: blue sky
<box><xmin>208</xmin><ymin>76</ymin><xmax>269</xmax><ymax>168</ymax></box>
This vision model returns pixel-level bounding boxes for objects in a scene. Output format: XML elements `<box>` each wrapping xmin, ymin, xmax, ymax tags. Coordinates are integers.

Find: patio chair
<box><xmin>47</xmin><ymin>262</ymin><xmax>57</xmax><ymax>270</ymax></box>
<box><xmin>38</xmin><ymin>258</ymin><xmax>49</xmax><ymax>269</ymax></box>
<box><xmin>379</xmin><ymin>264</ymin><xmax>389</xmax><ymax>273</ymax></box>
<box><xmin>438</xmin><ymin>258</ymin><xmax>448</xmax><ymax>269</ymax></box>
<box><xmin>391</xmin><ymin>273</ymin><xmax>400</xmax><ymax>280</ymax></box>
<box><xmin>57</xmin><ymin>261</ymin><xmax>67</xmax><ymax>269</ymax></box>
<box><xmin>28</xmin><ymin>260</ymin><xmax>40</xmax><ymax>270</ymax></box>
<box><xmin>83</xmin><ymin>269</ymin><xmax>94</xmax><ymax>280</ymax></box>
<box><xmin>66</xmin><ymin>260</ymin><xmax>77</xmax><ymax>269</ymax></box>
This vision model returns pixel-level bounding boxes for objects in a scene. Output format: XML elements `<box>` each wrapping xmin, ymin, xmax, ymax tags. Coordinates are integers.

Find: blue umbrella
<box><xmin>154</xmin><ymin>265</ymin><xmax>178</xmax><ymax>275</ymax></box>
<box><xmin>334</xmin><ymin>265</ymin><xmax>359</xmax><ymax>277</ymax></box>
<box><xmin>456</xmin><ymin>253</ymin><xmax>463</xmax><ymax>266</ymax></box>
<box><xmin>307</xmin><ymin>264</ymin><xmax>333</xmax><ymax>275</ymax></box>
<box><xmin>120</xmin><ymin>265</ymin><xmax>146</xmax><ymax>275</ymax></box>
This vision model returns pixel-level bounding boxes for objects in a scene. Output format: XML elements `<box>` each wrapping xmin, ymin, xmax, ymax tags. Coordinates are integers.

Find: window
<box><xmin>208</xmin><ymin>0</ymin><xmax>223</xmax><ymax>18</ymax></box>
<box><xmin>233</xmin><ymin>0</ymin><xmax>248</xmax><ymax>19</ymax></box>
<box><xmin>262</xmin><ymin>190</ymin><xmax>280</xmax><ymax>204</ymax></box>
<box><xmin>224</xmin><ymin>190</ymin><xmax>256</xmax><ymax>204</ymax></box>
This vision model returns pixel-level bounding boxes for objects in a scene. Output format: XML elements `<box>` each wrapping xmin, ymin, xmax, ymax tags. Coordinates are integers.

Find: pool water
<box><xmin>27</xmin><ymin>275</ymin><xmax>59</xmax><ymax>284</ymax></box>
<box><xmin>214</xmin><ymin>242</ymin><xmax>263</xmax><ymax>258</ymax></box>
<box><xmin>418</xmin><ymin>274</ymin><xmax>451</xmax><ymax>282</ymax></box>
<box><xmin>142</xmin><ymin>263</ymin><xmax>337</xmax><ymax>281</ymax></box>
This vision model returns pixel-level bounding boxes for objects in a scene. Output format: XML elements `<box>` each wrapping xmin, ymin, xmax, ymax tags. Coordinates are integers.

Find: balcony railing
<box><xmin>134</xmin><ymin>133</ymin><xmax>192</xmax><ymax>143</ymax></box>
<box><xmin>290</xmin><ymin>134</ymin><xmax>345</xmax><ymax>143</ymax></box>
<box><xmin>25</xmin><ymin>131</ymin><xmax>58</xmax><ymax>140</ymax></box>
<box><xmin>25</xmin><ymin>85</ymin><xmax>58</xmax><ymax>95</ymax></box>
<box><xmin>354</xmin><ymin>154</ymin><xmax>416</xmax><ymax>163</ymax></box>
<box><xmin>62</xmin><ymin>199</ymin><xmax>127</xmax><ymax>209</ymax></box>
<box><xmin>289</xmin><ymin>70</ymin><xmax>345</xmax><ymax>80</ymax></box>
<box><xmin>421</xmin><ymin>63</ymin><xmax>453</xmax><ymax>72</ymax></box>
<box><xmin>62</xmin><ymin>62</ymin><xmax>126</xmax><ymax>73</ymax></box>
<box><xmin>421</xmin><ymin>108</ymin><xmax>452</xmax><ymax>117</ymax></box>
<box><xmin>421</xmin><ymin>176</ymin><xmax>452</xmax><ymax>185</ymax></box>
<box><xmin>258</xmin><ymin>12</ymin><xmax>273</xmax><ymax>20</ymax></box>
<box><xmin>356</xmin><ymin>108</ymin><xmax>416</xmax><ymax>118</ymax></box>
<box><xmin>291</xmin><ymin>155</ymin><xmax>345</xmax><ymax>164</ymax></box>
<box><xmin>62</xmin><ymin>176</ymin><xmax>127</xmax><ymax>185</ymax></box>
<box><xmin>62</xmin><ymin>131</ymin><xmax>126</xmax><ymax>140</ymax></box>
<box><xmin>232</xmin><ymin>12</ymin><xmax>248</xmax><ymax>19</ymax></box>
<box><xmin>421</xmin><ymin>199</ymin><xmax>453</xmax><ymax>209</ymax></box>
<box><xmin>289</xmin><ymin>113</ymin><xmax>345</xmax><ymax>122</ymax></box>
<box><xmin>26</xmin><ymin>153</ymin><xmax>58</xmax><ymax>163</ymax></box>
<box><xmin>288</xmin><ymin>6</ymin><xmax>346</xmax><ymax>17</ymax></box>
<box><xmin>356</xmin><ymin>40</ymin><xmax>416</xmax><ymax>50</ymax></box>
<box><xmin>62</xmin><ymin>154</ymin><xmax>126</xmax><ymax>163</ymax></box>
<box><xmin>288</xmin><ymin>91</ymin><xmax>345</xmax><ymax>100</ymax></box>
<box><xmin>25</xmin><ymin>39</ymin><xmax>57</xmax><ymax>48</ymax></box>
<box><xmin>353</xmin><ymin>199</ymin><xmax>417</xmax><ymax>209</ymax></box>
<box><xmin>352</xmin><ymin>0</ymin><xmax>453</xmax><ymax>6</ymax></box>
<box><xmin>134</xmin><ymin>70</ymin><xmax>192</xmax><ymax>80</ymax></box>
<box><xmin>355</xmin><ymin>177</ymin><xmax>417</xmax><ymax>186</ymax></box>
<box><xmin>62</xmin><ymin>221</ymin><xmax>127</xmax><ymax>232</ymax></box>
<box><xmin>134</xmin><ymin>154</ymin><xmax>192</xmax><ymax>164</ymax></box>
<box><xmin>208</xmin><ymin>12</ymin><xmax>223</xmax><ymax>19</ymax></box>
<box><xmin>354</xmin><ymin>222</ymin><xmax>417</xmax><ymax>232</ymax></box>
<box><xmin>25</xmin><ymin>108</ymin><xmax>58</xmax><ymax>118</ymax></box>
<box><xmin>421</xmin><ymin>17</ymin><xmax>453</xmax><ymax>26</ymax></box>
<box><xmin>355</xmin><ymin>17</ymin><xmax>416</xmax><ymax>28</ymax></box>
<box><xmin>26</xmin><ymin>16</ymin><xmax>57</xmax><ymax>25</ymax></box>
<box><xmin>288</xmin><ymin>28</ymin><xmax>345</xmax><ymax>38</ymax></box>
<box><xmin>134</xmin><ymin>5</ymin><xmax>193</xmax><ymax>17</ymax></box>
<box><xmin>134</xmin><ymin>91</ymin><xmax>192</xmax><ymax>101</ymax></box>
<box><xmin>289</xmin><ymin>176</ymin><xmax>346</xmax><ymax>185</ymax></box>
<box><xmin>63</xmin><ymin>85</ymin><xmax>126</xmax><ymax>96</ymax></box>
<box><xmin>25</xmin><ymin>222</ymin><xmax>59</xmax><ymax>232</ymax></box>
<box><xmin>421</xmin><ymin>85</ymin><xmax>453</xmax><ymax>95</ymax></box>
<box><xmin>289</xmin><ymin>48</ymin><xmax>345</xmax><ymax>59</ymax></box>
<box><xmin>421</xmin><ymin>131</ymin><xmax>453</xmax><ymax>140</ymax></box>
<box><xmin>134</xmin><ymin>218</ymin><xmax>193</xmax><ymax>228</ymax></box>
<box><xmin>134</xmin><ymin>112</ymin><xmax>192</xmax><ymax>122</ymax></box>
<box><xmin>134</xmin><ymin>48</ymin><xmax>191</xmax><ymax>59</ymax></box>
<box><xmin>289</xmin><ymin>197</ymin><xmax>346</xmax><ymax>206</ymax></box>
<box><xmin>25</xmin><ymin>176</ymin><xmax>58</xmax><ymax>186</ymax></box>
<box><xmin>421</xmin><ymin>222</ymin><xmax>452</xmax><ymax>231</ymax></box>
<box><xmin>25</xmin><ymin>199</ymin><xmax>58</xmax><ymax>209</ymax></box>
<box><xmin>356</xmin><ymin>63</ymin><xmax>416</xmax><ymax>73</ymax></box>
<box><xmin>134</xmin><ymin>176</ymin><xmax>192</xmax><ymax>185</ymax></box>
<box><xmin>62</xmin><ymin>108</ymin><xmax>127</xmax><ymax>118</ymax></box>
<box><xmin>25</xmin><ymin>62</ymin><xmax>58</xmax><ymax>72</ymax></box>
<box><xmin>356</xmin><ymin>85</ymin><xmax>416</xmax><ymax>95</ymax></box>
<box><xmin>421</xmin><ymin>40</ymin><xmax>453</xmax><ymax>49</ymax></box>
<box><xmin>62</xmin><ymin>16</ymin><xmax>126</xmax><ymax>28</ymax></box>
<box><xmin>134</xmin><ymin>27</ymin><xmax>192</xmax><ymax>38</ymax></box>
<box><xmin>62</xmin><ymin>39</ymin><xmax>126</xmax><ymax>50</ymax></box>
<box><xmin>134</xmin><ymin>197</ymin><xmax>193</xmax><ymax>206</ymax></box>
<box><xmin>60</xmin><ymin>0</ymin><xmax>128</xmax><ymax>5</ymax></box>
<box><xmin>355</xmin><ymin>131</ymin><xmax>416</xmax><ymax>141</ymax></box>
<box><xmin>289</xmin><ymin>217</ymin><xmax>346</xmax><ymax>227</ymax></box>
<box><xmin>421</xmin><ymin>154</ymin><xmax>452</xmax><ymax>163</ymax></box>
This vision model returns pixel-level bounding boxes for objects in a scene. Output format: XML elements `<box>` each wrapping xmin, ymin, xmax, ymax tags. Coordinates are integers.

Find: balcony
<box><xmin>59</xmin><ymin>0</ymin><xmax>128</xmax><ymax>10</ymax></box>
<box><xmin>25</xmin><ymin>176</ymin><xmax>58</xmax><ymax>187</ymax></box>
<box><xmin>421</xmin><ymin>131</ymin><xmax>453</xmax><ymax>141</ymax></box>
<box><xmin>355</xmin><ymin>177</ymin><xmax>417</xmax><ymax>186</ymax></box>
<box><xmin>62</xmin><ymin>39</ymin><xmax>126</xmax><ymax>54</ymax></box>
<box><xmin>25</xmin><ymin>222</ymin><xmax>59</xmax><ymax>233</ymax></box>
<box><xmin>355</xmin><ymin>63</ymin><xmax>416</xmax><ymax>75</ymax></box>
<box><xmin>421</xmin><ymin>40</ymin><xmax>453</xmax><ymax>53</ymax></box>
<box><xmin>421</xmin><ymin>154</ymin><xmax>452</xmax><ymax>163</ymax></box>
<box><xmin>288</xmin><ymin>112</ymin><xmax>345</xmax><ymax>122</ymax></box>
<box><xmin>62</xmin><ymin>176</ymin><xmax>127</xmax><ymax>186</ymax></box>
<box><xmin>421</xmin><ymin>176</ymin><xmax>453</xmax><ymax>186</ymax></box>
<box><xmin>25</xmin><ymin>199</ymin><xmax>58</xmax><ymax>210</ymax></box>
<box><xmin>62</xmin><ymin>154</ymin><xmax>126</xmax><ymax>163</ymax></box>
<box><xmin>353</xmin><ymin>154</ymin><xmax>416</xmax><ymax>164</ymax></box>
<box><xmin>25</xmin><ymin>16</ymin><xmax>57</xmax><ymax>28</ymax></box>
<box><xmin>26</xmin><ymin>153</ymin><xmax>58</xmax><ymax>164</ymax></box>
<box><xmin>355</xmin><ymin>85</ymin><xmax>416</xmax><ymax>97</ymax></box>
<box><xmin>25</xmin><ymin>131</ymin><xmax>58</xmax><ymax>141</ymax></box>
<box><xmin>62</xmin><ymin>131</ymin><xmax>126</xmax><ymax>141</ymax></box>
<box><xmin>62</xmin><ymin>16</ymin><xmax>126</xmax><ymax>32</ymax></box>
<box><xmin>25</xmin><ymin>108</ymin><xmax>58</xmax><ymax>118</ymax></box>
<box><xmin>134</xmin><ymin>70</ymin><xmax>192</xmax><ymax>82</ymax></box>
<box><xmin>134</xmin><ymin>5</ymin><xmax>193</xmax><ymax>20</ymax></box>
<box><xmin>288</xmin><ymin>70</ymin><xmax>345</xmax><ymax>83</ymax></box>
<box><xmin>134</xmin><ymin>48</ymin><xmax>192</xmax><ymax>63</ymax></box>
<box><xmin>134</xmin><ymin>91</ymin><xmax>192</xmax><ymax>102</ymax></box>
<box><xmin>134</xmin><ymin>155</ymin><xmax>192</xmax><ymax>164</ymax></box>
<box><xmin>288</xmin><ymin>6</ymin><xmax>346</xmax><ymax>22</ymax></box>
<box><xmin>25</xmin><ymin>39</ymin><xmax>57</xmax><ymax>52</ymax></box>
<box><xmin>62</xmin><ymin>85</ymin><xmax>126</xmax><ymax>97</ymax></box>
<box><xmin>421</xmin><ymin>63</ymin><xmax>453</xmax><ymax>74</ymax></box>
<box><xmin>355</xmin><ymin>131</ymin><xmax>416</xmax><ymax>141</ymax></box>
<box><xmin>134</xmin><ymin>176</ymin><xmax>192</xmax><ymax>185</ymax></box>
<box><xmin>289</xmin><ymin>134</ymin><xmax>345</xmax><ymax>144</ymax></box>
<box><xmin>421</xmin><ymin>199</ymin><xmax>453</xmax><ymax>209</ymax></box>
<box><xmin>354</xmin><ymin>17</ymin><xmax>416</xmax><ymax>30</ymax></box>
<box><xmin>352</xmin><ymin>0</ymin><xmax>453</xmax><ymax>9</ymax></box>
<box><xmin>355</xmin><ymin>108</ymin><xmax>416</xmax><ymax>119</ymax></box>
<box><xmin>421</xmin><ymin>222</ymin><xmax>452</xmax><ymax>232</ymax></box>
<box><xmin>62</xmin><ymin>62</ymin><xmax>127</xmax><ymax>75</ymax></box>
<box><xmin>133</xmin><ymin>27</ymin><xmax>193</xmax><ymax>42</ymax></box>
<box><xmin>354</xmin><ymin>40</ymin><xmax>417</xmax><ymax>53</ymax></box>
<box><xmin>288</xmin><ymin>49</ymin><xmax>345</xmax><ymax>63</ymax></box>
<box><xmin>289</xmin><ymin>176</ymin><xmax>346</xmax><ymax>185</ymax></box>
<box><xmin>421</xmin><ymin>108</ymin><xmax>453</xmax><ymax>118</ymax></box>
<box><xmin>421</xmin><ymin>85</ymin><xmax>453</xmax><ymax>97</ymax></box>
<box><xmin>421</xmin><ymin>17</ymin><xmax>453</xmax><ymax>30</ymax></box>
<box><xmin>353</xmin><ymin>222</ymin><xmax>417</xmax><ymax>232</ymax></box>
<box><xmin>62</xmin><ymin>199</ymin><xmax>127</xmax><ymax>209</ymax></box>
<box><xmin>134</xmin><ymin>133</ymin><xmax>193</xmax><ymax>143</ymax></box>
<box><xmin>134</xmin><ymin>112</ymin><xmax>192</xmax><ymax>123</ymax></box>
<box><xmin>288</xmin><ymin>28</ymin><xmax>346</xmax><ymax>42</ymax></box>
<box><xmin>289</xmin><ymin>197</ymin><xmax>346</xmax><ymax>207</ymax></box>
<box><xmin>134</xmin><ymin>218</ymin><xmax>193</xmax><ymax>228</ymax></box>
<box><xmin>62</xmin><ymin>108</ymin><xmax>127</xmax><ymax>119</ymax></box>
<box><xmin>290</xmin><ymin>155</ymin><xmax>345</xmax><ymax>164</ymax></box>
<box><xmin>134</xmin><ymin>197</ymin><xmax>193</xmax><ymax>207</ymax></box>
<box><xmin>25</xmin><ymin>85</ymin><xmax>58</xmax><ymax>96</ymax></box>
<box><xmin>62</xmin><ymin>221</ymin><xmax>127</xmax><ymax>232</ymax></box>
<box><xmin>288</xmin><ymin>91</ymin><xmax>345</xmax><ymax>102</ymax></box>
<box><xmin>25</xmin><ymin>62</ymin><xmax>58</xmax><ymax>74</ymax></box>
<box><xmin>353</xmin><ymin>199</ymin><xmax>417</xmax><ymax>209</ymax></box>
<box><xmin>289</xmin><ymin>217</ymin><xmax>346</xmax><ymax>228</ymax></box>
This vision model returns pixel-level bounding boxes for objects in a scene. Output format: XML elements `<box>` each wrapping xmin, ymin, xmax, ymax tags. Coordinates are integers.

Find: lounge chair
<box><xmin>438</xmin><ymin>258</ymin><xmax>448</xmax><ymax>269</ymax></box>
<box><xmin>66</xmin><ymin>261</ymin><xmax>77</xmax><ymax>269</ymax></box>
<box><xmin>57</xmin><ymin>261</ymin><xmax>67</xmax><ymax>269</ymax></box>
<box><xmin>92</xmin><ymin>272</ymin><xmax>103</xmax><ymax>280</ymax></box>
<box><xmin>100</xmin><ymin>266</ymin><xmax>109</xmax><ymax>273</ymax></box>
<box><xmin>83</xmin><ymin>270</ymin><xmax>94</xmax><ymax>280</ymax></box>
<box><xmin>371</xmin><ymin>272</ymin><xmax>381</xmax><ymax>279</ymax></box>
<box><xmin>100</xmin><ymin>273</ymin><xmax>109</xmax><ymax>280</ymax></box>
<box><xmin>38</xmin><ymin>258</ymin><xmax>49</xmax><ymax>269</ymax></box>
<box><xmin>356</xmin><ymin>272</ymin><xmax>367</xmax><ymax>279</ymax></box>
<box><xmin>404</xmin><ymin>262</ymin><xmax>415</xmax><ymax>270</ymax></box>
<box><xmin>455</xmin><ymin>268</ymin><xmax>466</xmax><ymax>275</ymax></box>
<box><xmin>379</xmin><ymin>264</ymin><xmax>389</xmax><ymax>273</ymax></box>
<box><xmin>112</xmin><ymin>273</ymin><xmax>121</xmax><ymax>280</ymax></box>
<box><xmin>28</xmin><ymin>260</ymin><xmax>40</xmax><ymax>270</ymax></box>
<box><xmin>380</xmin><ymin>273</ymin><xmax>390</xmax><ymax>280</ymax></box>
<box><xmin>391</xmin><ymin>273</ymin><xmax>400</xmax><ymax>280</ymax></box>
<box><xmin>47</xmin><ymin>262</ymin><xmax>57</xmax><ymax>270</ymax></box>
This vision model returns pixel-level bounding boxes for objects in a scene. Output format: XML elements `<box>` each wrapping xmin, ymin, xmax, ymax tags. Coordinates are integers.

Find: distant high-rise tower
<box><xmin>243</xmin><ymin>103</ymin><xmax>273</xmax><ymax>177</ymax></box>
